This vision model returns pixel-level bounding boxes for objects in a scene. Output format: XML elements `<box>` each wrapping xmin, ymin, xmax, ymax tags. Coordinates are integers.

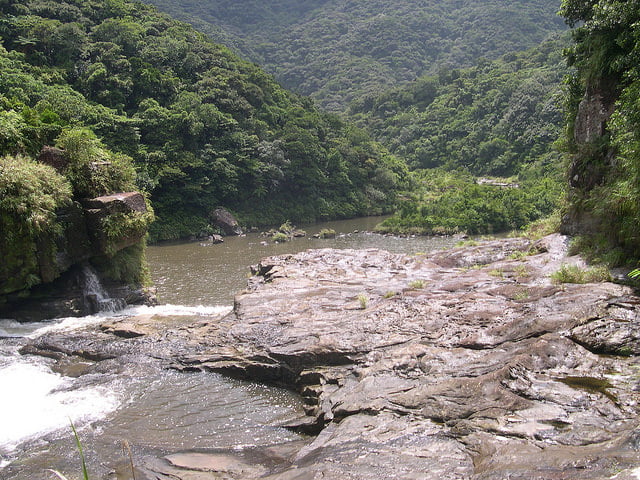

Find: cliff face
<box><xmin>561</xmin><ymin>77</ymin><xmax>619</xmax><ymax>236</ymax></box>
<box><xmin>0</xmin><ymin>149</ymin><xmax>153</xmax><ymax>321</ymax></box>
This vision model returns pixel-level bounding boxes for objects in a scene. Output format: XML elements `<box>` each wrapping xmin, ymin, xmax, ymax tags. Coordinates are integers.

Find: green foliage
<box><xmin>523</xmin><ymin>211</ymin><xmax>563</xmax><ymax>240</ymax></box>
<box><xmin>560</xmin><ymin>1</ymin><xmax>640</xmax><ymax>262</ymax></box>
<box><xmin>71</xmin><ymin>422</ymin><xmax>90</xmax><ymax>480</ymax></box>
<box><xmin>101</xmin><ymin>205</ymin><xmax>155</xmax><ymax>256</ymax></box>
<box><xmin>47</xmin><ymin>422</ymin><xmax>90</xmax><ymax>480</ymax></box>
<box><xmin>0</xmin><ymin>155</ymin><xmax>73</xmax><ymax>294</ymax></box>
<box><xmin>357</xmin><ymin>293</ymin><xmax>368</xmax><ymax>309</ymax></box>
<box><xmin>550</xmin><ymin>264</ymin><xmax>612</xmax><ymax>284</ymax></box>
<box><xmin>0</xmin><ymin>154</ymin><xmax>72</xmax><ymax>233</ymax></box>
<box><xmin>318</xmin><ymin>228</ymin><xmax>336</xmax><ymax>239</ymax></box>
<box><xmin>271</xmin><ymin>231</ymin><xmax>289</xmax><ymax>243</ymax></box>
<box><xmin>278</xmin><ymin>220</ymin><xmax>294</xmax><ymax>235</ymax></box>
<box><xmin>0</xmin><ymin>0</ymin><xmax>407</xmax><ymax>240</ymax></box>
<box><xmin>346</xmin><ymin>37</ymin><xmax>568</xmax><ymax>237</ymax></box>
<box><xmin>350</xmin><ymin>36</ymin><xmax>570</xmax><ymax>177</ymax></box>
<box><xmin>376</xmin><ymin>169</ymin><xmax>562</xmax><ymax>236</ymax></box>
<box><xmin>56</xmin><ymin>128</ymin><xmax>136</xmax><ymax>198</ymax></box>
<box><xmin>144</xmin><ymin>0</ymin><xmax>566</xmax><ymax>112</ymax></box>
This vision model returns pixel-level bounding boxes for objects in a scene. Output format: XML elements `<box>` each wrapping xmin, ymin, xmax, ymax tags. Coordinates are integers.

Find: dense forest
<box><xmin>5</xmin><ymin>0</ymin><xmax>639</xmax><ymax>268</ymax></box>
<box><xmin>350</xmin><ymin>35</ymin><xmax>568</xmax><ymax>176</ymax></box>
<box><xmin>559</xmin><ymin>0</ymin><xmax>640</xmax><ymax>264</ymax></box>
<box><xmin>0</xmin><ymin>0</ymin><xmax>407</xmax><ymax>241</ymax></box>
<box><xmin>357</xmin><ymin>36</ymin><xmax>568</xmax><ymax>235</ymax></box>
<box><xmin>142</xmin><ymin>0</ymin><xmax>567</xmax><ymax>111</ymax></box>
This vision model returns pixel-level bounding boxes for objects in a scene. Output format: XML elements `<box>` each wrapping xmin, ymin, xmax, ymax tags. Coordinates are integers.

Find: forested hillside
<box><xmin>0</xmin><ymin>0</ymin><xmax>407</xmax><ymax>241</ymax></box>
<box><xmin>559</xmin><ymin>0</ymin><xmax>640</xmax><ymax>264</ymax></box>
<box><xmin>346</xmin><ymin>36</ymin><xmax>567</xmax><ymax>235</ymax></box>
<box><xmin>144</xmin><ymin>0</ymin><xmax>566</xmax><ymax>111</ymax></box>
<box><xmin>351</xmin><ymin>35</ymin><xmax>568</xmax><ymax>176</ymax></box>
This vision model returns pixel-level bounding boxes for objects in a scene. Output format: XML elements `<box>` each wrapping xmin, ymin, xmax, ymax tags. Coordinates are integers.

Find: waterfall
<box><xmin>82</xmin><ymin>266</ymin><xmax>127</xmax><ymax>313</ymax></box>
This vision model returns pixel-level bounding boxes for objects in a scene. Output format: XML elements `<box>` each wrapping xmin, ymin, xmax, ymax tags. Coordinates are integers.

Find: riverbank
<box><xmin>18</xmin><ymin>234</ymin><xmax>640</xmax><ymax>479</ymax></box>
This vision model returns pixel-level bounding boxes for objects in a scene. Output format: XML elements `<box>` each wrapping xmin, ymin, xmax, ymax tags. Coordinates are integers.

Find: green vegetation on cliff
<box><xmin>0</xmin><ymin>0</ymin><xmax>406</xmax><ymax>241</ymax></box>
<box><xmin>0</xmin><ymin>140</ymin><xmax>152</xmax><ymax>296</ymax></box>
<box><xmin>560</xmin><ymin>0</ymin><xmax>640</xmax><ymax>263</ymax></box>
<box><xmin>143</xmin><ymin>0</ymin><xmax>566</xmax><ymax>112</ymax></box>
<box><xmin>0</xmin><ymin>155</ymin><xmax>72</xmax><ymax>293</ymax></box>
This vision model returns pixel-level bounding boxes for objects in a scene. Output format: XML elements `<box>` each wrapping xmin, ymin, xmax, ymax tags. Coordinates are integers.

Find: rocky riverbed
<box><xmin>23</xmin><ymin>234</ymin><xmax>640</xmax><ymax>479</ymax></box>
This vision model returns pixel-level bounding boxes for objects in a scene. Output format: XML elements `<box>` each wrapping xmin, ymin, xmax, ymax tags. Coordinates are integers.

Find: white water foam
<box><xmin>0</xmin><ymin>357</ymin><xmax>120</xmax><ymax>455</ymax></box>
<box><xmin>0</xmin><ymin>303</ymin><xmax>231</xmax><ymax>462</ymax></box>
<box><xmin>124</xmin><ymin>303</ymin><xmax>232</xmax><ymax>317</ymax></box>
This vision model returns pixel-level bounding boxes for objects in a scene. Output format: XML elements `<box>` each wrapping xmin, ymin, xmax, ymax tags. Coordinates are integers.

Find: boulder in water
<box><xmin>210</xmin><ymin>207</ymin><xmax>243</xmax><ymax>236</ymax></box>
<box><xmin>82</xmin><ymin>192</ymin><xmax>150</xmax><ymax>255</ymax></box>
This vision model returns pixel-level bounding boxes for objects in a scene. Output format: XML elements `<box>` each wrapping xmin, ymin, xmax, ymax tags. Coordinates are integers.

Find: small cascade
<box><xmin>81</xmin><ymin>266</ymin><xmax>127</xmax><ymax>313</ymax></box>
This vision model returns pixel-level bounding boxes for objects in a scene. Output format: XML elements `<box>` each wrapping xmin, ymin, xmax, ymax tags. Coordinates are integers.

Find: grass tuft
<box><xmin>550</xmin><ymin>264</ymin><xmax>611</xmax><ymax>284</ymax></box>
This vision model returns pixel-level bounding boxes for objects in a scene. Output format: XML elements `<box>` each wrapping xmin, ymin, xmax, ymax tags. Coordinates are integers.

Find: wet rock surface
<box><xmin>22</xmin><ymin>234</ymin><xmax>640</xmax><ymax>479</ymax></box>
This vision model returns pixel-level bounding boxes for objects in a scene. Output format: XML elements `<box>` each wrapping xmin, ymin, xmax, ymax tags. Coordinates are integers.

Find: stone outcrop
<box><xmin>211</xmin><ymin>206</ymin><xmax>243</xmax><ymax>236</ymax></box>
<box><xmin>37</xmin><ymin>146</ymin><xmax>68</xmax><ymax>172</ymax></box>
<box><xmin>1</xmin><ymin>191</ymin><xmax>152</xmax><ymax>320</ymax></box>
<box><xmin>573</xmin><ymin>79</ymin><xmax>618</xmax><ymax>147</ymax></box>
<box><xmin>21</xmin><ymin>235</ymin><xmax>640</xmax><ymax>479</ymax></box>
<box><xmin>82</xmin><ymin>192</ymin><xmax>149</xmax><ymax>255</ymax></box>
<box><xmin>563</xmin><ymin>78</ymin><xmax>619</xmax><ymax>235</ymax></box>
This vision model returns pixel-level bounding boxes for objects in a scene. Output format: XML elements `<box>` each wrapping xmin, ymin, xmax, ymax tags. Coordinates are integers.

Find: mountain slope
<box><xmin>0</xmin><ymin>0</ymin><xmax>407</xmax><ymax>240</ymax></box>
<box><xmin>144</xmin><ymin>0</ymin><xmax>567</xmax><ymax>111</ymax></box>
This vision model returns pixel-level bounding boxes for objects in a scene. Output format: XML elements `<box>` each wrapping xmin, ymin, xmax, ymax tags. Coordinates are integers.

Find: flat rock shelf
<box><xmin>24</xmin><ymin>234</ymin><xmax>640</xmax><ymax>479</ymax></box>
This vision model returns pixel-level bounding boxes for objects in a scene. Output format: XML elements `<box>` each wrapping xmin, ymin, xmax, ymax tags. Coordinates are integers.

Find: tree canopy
<box><xmin>142</xmin><ymin>0</ymin><xmax>567</xmax><ymax>112</ymax></box>
<box><xmin>0</xmin><ymin>0</ymin><xmax>407</xmax><ymax>240</ymax></box>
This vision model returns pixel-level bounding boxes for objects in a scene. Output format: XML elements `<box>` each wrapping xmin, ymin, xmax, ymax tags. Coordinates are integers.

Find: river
<box><xmin>0</xmin><ymin>217</ymin><xmax>462</xmax><ymax>479</ymax></box>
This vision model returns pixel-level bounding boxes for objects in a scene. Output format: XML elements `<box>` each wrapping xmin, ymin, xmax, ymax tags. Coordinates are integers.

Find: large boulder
<box><xmin>82</xmin><ymin>192</ymin><xmax>149</xmax><ymax>255</ymax></box>
<box><xmin>211</xmin><ymin>207</ymin><xmax>243</xmax><ymax>236</ymax></box>
<box><xmin>37</xmin><ymin>146</ymin><xmax>68</xmax><ymax>172</ymax></box>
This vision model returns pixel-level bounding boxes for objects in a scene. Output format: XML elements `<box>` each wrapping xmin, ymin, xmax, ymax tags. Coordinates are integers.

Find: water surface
<box><xmin>147</xmin><ymin>216</ymin><xmax>460</xmax><ymax>305</ymax></box>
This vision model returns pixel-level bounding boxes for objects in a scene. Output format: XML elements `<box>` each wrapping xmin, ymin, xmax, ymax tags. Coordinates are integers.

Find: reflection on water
<box><xmin>106</xmin><ymin>370</ymin><xmax>303</xmax><ymax>450</ymax></box>
<box><xmin>147</xmin><ymin>216</ymin><xmax>461</xmax><ymax>305</ymax></box>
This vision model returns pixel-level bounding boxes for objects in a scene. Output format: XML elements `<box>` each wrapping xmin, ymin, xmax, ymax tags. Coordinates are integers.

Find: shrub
<box><xmin>0</xmin><ymin>154</ymin><xmax>72</xmax><ymax>234</ymax></box>
<box><xmin>550</xmin><ymin>264</ymin><xmax>612</xmax><ymax>284</ymax></box>
<box><xmin>56</xmin><ymin>127</ymin><xmax>136</xmax><ymax>198</ymax></box>
<box><xmin>318</xmin><ymin>228</ymin><xmax>337</xmax><ymax>239</ymax></box>
<box><xmin>357</xmin><ymin>294</ymin><xmax>368</xmax><ymax>309</ymax></box>
<box><xmin>271</xmin><ymin>231</ymin><xmax>289</xmax><ymax>243</ymax></box>
<box><xmin>0</xmin><ymin>155</ymin><xmax>73</xmax><ymax>293</ymax></box>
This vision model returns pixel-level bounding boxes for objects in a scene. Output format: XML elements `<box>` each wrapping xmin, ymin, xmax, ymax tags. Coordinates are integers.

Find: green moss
<box><xmin>92</xmin><ymin>242</ymin><xmax>151</xmax><ymax>286</ymax></box>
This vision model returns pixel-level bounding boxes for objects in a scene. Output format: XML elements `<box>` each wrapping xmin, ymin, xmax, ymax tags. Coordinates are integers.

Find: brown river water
<box><xmin>0</xmin><ymin>217</ymin><xmax>461</xmax><ymax>479</ymax></box>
